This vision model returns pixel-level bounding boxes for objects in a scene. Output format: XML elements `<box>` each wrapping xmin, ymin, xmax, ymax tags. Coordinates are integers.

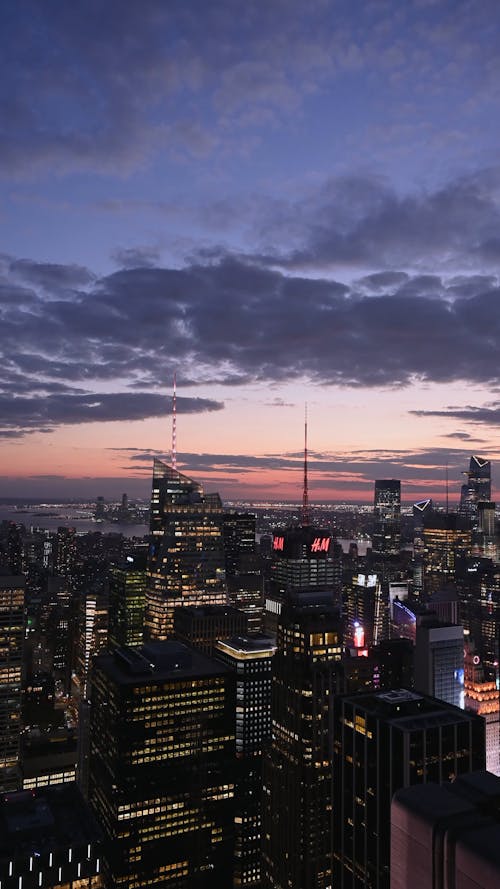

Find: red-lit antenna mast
<box><xmin>171</xmin><ymin>372</ymin><xmax>177</xmax><ymax>470</ymax></box>
<box><xmin>302</xmin><ymin>403</ymin><xmax>310</xmax><ymax>526</ymax></box>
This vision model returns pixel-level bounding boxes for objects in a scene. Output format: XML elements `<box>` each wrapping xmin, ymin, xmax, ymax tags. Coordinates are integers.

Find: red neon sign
<box><xmin>310</xmin><ymin>536</ymin><xmax>330</xmax><ymax>553</ymax></box>
<box><xmin>273</xmin><ymin>536</ymin><xmax>284</xmax><ymax>551</ymax></box>
<box><xmin>354</xmin><ymin>625</ymin><xmax>365</xmax><ymax>648</ymax></box>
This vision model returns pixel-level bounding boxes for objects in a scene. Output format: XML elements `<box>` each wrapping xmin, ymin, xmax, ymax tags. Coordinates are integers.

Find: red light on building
<box><xmin>354</xmin><ymin>624</ymin><xmax>365</xmax><ymax>648</ymax></box>
<box><xmin>310</xmin><ymin>537</ymin><xmax>330</xmax><ymax>553</ymax></box>
<box><xmin>273</xmin><ymin>536</ymin><xmax>284</xmax><ymax>552</ymax></box>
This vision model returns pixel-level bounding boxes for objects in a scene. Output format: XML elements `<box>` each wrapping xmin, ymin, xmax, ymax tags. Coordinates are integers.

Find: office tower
<box><xmin>391</xmin><ymin>772</ymin><xmax>500</xmax><ymax>889</ymax></box>
<box><xmin>464</xmin><ymin>641</ymin><xmax>500</xmax><ymax>776</ymax></box>
<box><xmin>262</xmin><ymin>592</ymin><xmax>343</xmax><ymax>889</ymax></box>
<box><xmin>0</xmin><ymin>574</ymin><xmax>25</xmax><ymax>792</ymax></box>
<box><xmin>108</xmin><ymin>555</ymin><xmax>146</xmax><ymax>650</ymax></box>
<box><xmin>333</xmin><ymin>689</ymin><xmax>485</xmax><ymax>889</ymax></box>
<box><xmin>173</xmin><ymin>604</ymin><xmax>247</xmax><ymax>655</ymax></box>
<box><xmin>422</xmin><ymin>511</ymin><xmax>472</xmax><ymax>595</ymax></box>
<box><xmin>73</xmin><ymin>591</ymin><xmax>108</xmax><ymax>702</ymax></box>
<box><xmin>391</xmin><ymin>598</ymin><xmax>417</xmax><ymax>642</ymax></box>
<box><xmin>346</xmin><ymin>571</ymin><xmax>386</xmax><ymax>648</ymax></box>
<box><xmin>264</xmin><ymin>525</ymin><xmax>341</xmax><ymax>633</ymax></box>
<box><xmin>146</xmin><ymin>458</ymin><xmax>227</xmax><ymax>640</ymax></box>
<box><xmin>478</xmin><ymin>500</ymin><xmax>497</xmax><ymax>560</ymax></box>
<box><xmin>372</xmin><ymin>480</ymin><xmax>401</xmax><ymax>556</ymax></box>
<box><xmin>414</xmin><ymin>615</ymin><xmax>464</xmax><ymax>707</ymax></box>
<box><xmin>95</xmin><ymin>496</ymin><xmax>106</xmax><ymax>521</ymax></box>
<box><xmin>412</xmin><ymin>499</ymin><xmax>432</xmax><ymax>597</ymax></box>
<box><xmin>375</xmin><ymin>638</ymin><xmax>414</xmax><ymax>691</ymax></box>
<box><xmin>88</xmin><ymin>642</ymin><xmax>235</xmax><ymax>889</ymax></box>
<box><xmin>459</xmin><ymin>455</ymin><xmax>491</xmax><ymax>521</ymax></box>
<box><xmin>215</xmin><ymin>635</ymin><xmax>276</xmax><ymax>887</ymax></box>
<box><xmin>0</xmin><ymin>783</ymin><xmax>103</xmax><ymax>889</ymax></box>
<box><xmin>223</xmin><ymin>512</ymin><xmax>263</xmax><ymax>634</ymax></box>
<box><xmin>55</xmin><ymin>527</ymin><xmax>77</xmax><ymax>581</ymax></box>
<box><xmin>476</xmin><ymin>568</ymin><xmax>500</xmax><ymax>681</ymax></box>
<box><xmin>45</xmin><ymin>576</ymin><xmax>74</xmax><ymax>695</ymax></box>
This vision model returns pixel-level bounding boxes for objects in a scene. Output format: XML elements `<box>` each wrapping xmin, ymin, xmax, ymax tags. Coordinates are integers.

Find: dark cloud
<box><xmin>0</xmin><ymin>393</ymin><xmax>223</xmax><ymax>438</ymax></box>
<box><xmin>411</xmin><ymin>404</ymin><xmax>500</xmax><ymax>425</ymax></box>
<box><xmin>2</xmin><ymin>249</ymin><xmax>500</xmax><ymax>438</ymax></box>
<box><xmin>9</xmin><ymin>259</ymin><xmax>95</xmax><ymax>291</ymax></box>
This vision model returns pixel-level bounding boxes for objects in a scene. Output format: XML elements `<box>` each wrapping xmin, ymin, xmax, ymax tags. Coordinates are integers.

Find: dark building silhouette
<box><xmin>459</xmin><ymin>455</ymin><xmax>491</xmax><ymax>522</ymax></box>
<box><xmin>223</xmin><ymin>511</ymin><xmax>263</xmax><ymax>634</ymax></box>
<box><xmin>262</xmin><ymin>591</ymin><xmax>343</xmax><ymax>889</ymax></box>
<box><xmin>173</xmin><ymin>604</ymin><xmax>247</xmax><ymax>656</ymax></box>
<box><xmin>88</xmin><ymin>642</ymin><xmax>235</xmax><ymax>889</ymax></box>
<box><xmin>146</xmin><ymin>458</ymin><xmax>227</xmax><ymax>639</ymax></box>
<box><xmin>392</xmin><ymin>772</ymin><xmax>500</xmax><ymax>889</ymax></box>
<box><xmin>0</xmin><ymin>783</ymin><xmax>103</xmax><ymax>889</ymax></box>
<box><xmin>333</xmin><ymin>688</ymin><xmax>485</xmax><ymax>889</ymax></box>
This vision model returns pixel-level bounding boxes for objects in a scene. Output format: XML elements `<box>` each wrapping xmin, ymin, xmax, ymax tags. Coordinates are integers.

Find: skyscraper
<box><xmin>108</xmin><ymin>554</ymin><xmax>146</xmax><ymax>650</ymax></box>
<box><xmin>146</xmin><ymin>458</ymin><xmax>227</xmax><ymax>639</ymax></box>
<box><xmin>333</xmin><ymin>689</ymin><xmax>485</xmax><ymax>889</ymax></box>
<box><xmin>215</xmin><ymin>635</ymin><xmax>276</xmax><ymax>887</ymax></box>
<box><xmin>264</xmin><ymin>526</ymin><xmax>341</xmax><ymax>633</ymax></box>
<box><xmin>414</xmin><ymin>615</ymin><xmax>464</xmax><ymax>708</ymax></box>
<box><xmin>262</xmin><ymin>592</ymin><xmax>343</xmax><ymax>889</ymax></box>
<box><xmin>372</xmin><ymin>480</ymin><xmax>401</xmax><ymax>557</ymax></box>
<box><xmin>0</xmin><ymin>574</ymin><xmax>25</xmax><ymax>792</ymax></box>
<box><xmin>88</xmin><ymin>642</ymin><xmax>235</xmax><ymax>889</ymax></box>
<box><xmin>459</xmin><ymin>455</ymin><xmax>491</xmax><ymax>521</ymax></box>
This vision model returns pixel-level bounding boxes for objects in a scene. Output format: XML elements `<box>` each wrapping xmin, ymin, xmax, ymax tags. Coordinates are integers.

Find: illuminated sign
<box><xmin>354</xmin><ymin>624</ymin><xmax>365</xmax><ymax>648</ymax></box>
<box><xmin>310</xmin><ymin>536</ymin><xmax>330</xmax><ymax>554</ymax></box>
<box><xmin>273</xmin><ymin>536</ymin><xmax>284</xmax><ymax>552</ymax></box>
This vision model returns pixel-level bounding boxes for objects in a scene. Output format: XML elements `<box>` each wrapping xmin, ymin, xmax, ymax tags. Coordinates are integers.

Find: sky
<box><xmin>1</xmin><ymin>0</ymin><xmax>500</xmax><ymax>503</ymax></box>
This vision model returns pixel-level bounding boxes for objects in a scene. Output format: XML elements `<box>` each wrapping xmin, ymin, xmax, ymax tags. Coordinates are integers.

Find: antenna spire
<box><xmin>302</xmin><ymin>403</ymin><xmax>310</xmax><ymax>527</ymax></box>
<box><xmin>171</xmin><ymin>373</ymin><xmax>177</xmax><ymax>470</ymax></box>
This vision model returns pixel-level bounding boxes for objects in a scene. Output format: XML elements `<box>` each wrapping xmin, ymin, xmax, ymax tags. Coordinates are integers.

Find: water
<box><xmin>0</xmin><ymin>505</ymin><xmax>148</xmax><ymax>538</ymax></box>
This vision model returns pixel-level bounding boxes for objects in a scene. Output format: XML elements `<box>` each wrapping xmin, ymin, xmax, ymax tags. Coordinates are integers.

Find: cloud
<box><xmin>2</xmin><ymin>246</ymin><xmax>500</xmax><ymax>439</ymax></box>
<box><xmin>0</xmin><ymin>392</ymin><xmax>223</xmax><ymax>437</ymax></box>
<box><xmin>411</xmin><ymin>403</ymin><xmax>500</xmax><ymax>425</ymax></box>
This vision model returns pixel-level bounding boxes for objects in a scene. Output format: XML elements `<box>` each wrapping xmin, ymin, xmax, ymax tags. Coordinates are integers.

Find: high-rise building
<box><xmin>459</xmin><ymin>455</ymin><xmax>491</xmax><ymax>521</ymax></box>
<box><xmin>262</xmin><ymin>592</ymin><xmax>343</xmax><ymax>889</ymax></box>
<box><xmin>223</xmin><ymin>512</ymin><xmax>263</xmax><ymax>634</ymax></box>
<box><xmin>73</xmin><ymin>591</ymin><xmax>108</xmax><ymax>702</ymax></box>
<box><xmin>391</xmin><ymin>772</ymin><xmax>500</xmax><ymax>889</ymax></box>
<box><xmin>264</xmin><ymin>526</ymin><xmax>341</xmax><ymax>633</ymax></box>
<box><xmin>346</xmin><ymin>571</ymin><xmax>386</xmax><ymax>648</ymax></box>
<box><xmin>422</xmin><ymin>511</ymin><xmax>472</xmax><ymax>595</ymax></box>
<box><xmin>412</xmin><ymin>498</ymin><xmax>433</xmax><ymax>597</ymax></box>
<box><xmin>333</xmin><ymin>689</ymin><xmax>485</xmax><ymax>889</ymax></box>
<box><xmin>372</xmin><ymin>480</ymin><xmax>401</xmax><ymax>556</ymax></box>
<box><xmin>88</xmin><ymin>642</ymin><xmax>235</xmax><ymax>889</ymax></box>
<box><xmin>0</xmin><ymin>783</ymin><xmax>104</xmax><ymax>889</ymax></box>
<box><xmin>0</xmin><ymin>574</ymin><xmax>25</xmax><ymax>792</ymax></box>
<box><xmin>464</xmin><ymin>640</ymin><xmax>500</xmax><ymax>776</ymax></box>
<box><xmin>477</xmin><ymin>500</ymin><xmax>497</xmax><ymax>560</ymax></box>
<box><xmin>414</xmin><ymin>615</ymin><xmax>464</xmax><ymax>707</ymax></box>
<box><xmin>146</xmin><ymin>458</ymin><xmax>227</xmax><ymax>640</ymax></box>
<box><xmin>108</xmin><ymin>555</ymin><xmax>146</xmax><ymax>650</ymax></box>
<box><xmin>215</xmin><ymin>635</ymin><xmax>276</xmax><ymax>887</ymax></box>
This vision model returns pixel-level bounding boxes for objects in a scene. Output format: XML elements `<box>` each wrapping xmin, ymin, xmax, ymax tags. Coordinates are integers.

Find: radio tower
<box><xmin>302</xmin><ymin>403</ymin><xmax>310</xmax><ymax>527</ymax></box>
<box><xmin>171</xmin><ymin>372</ymin><xmax>177</xmax><ymax>470</ymax></box>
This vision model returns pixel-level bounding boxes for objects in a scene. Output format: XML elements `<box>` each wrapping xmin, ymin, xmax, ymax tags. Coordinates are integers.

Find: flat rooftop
<box><xmin>93</xmin><ymin>641</ymin><xmax>232</xmax><ymax>685</ymax></box>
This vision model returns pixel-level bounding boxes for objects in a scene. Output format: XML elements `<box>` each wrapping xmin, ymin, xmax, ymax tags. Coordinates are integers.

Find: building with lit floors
<box><xmin>422</xmin><ymin>511</ymin><xmax>472</xmax><ymax>595</ymax></box>
<box><xmin>261</xmin><ymin>591</ymin><xmax>343</xmax><ymax>889</ymax></box>
<box><xmin>173</xmin><ymin>604</ymin><xmax>247</xmax><ymax>656</ymax></box>
<box><xmin>215</xmin><ymin>635</ymin><xmax>276</xmax><ymax>887</ymax></box>
<box><xmin>332</xmin><ymin>689</ymin><xmax>485</xmax><ymax>889</ymax></box>
<box><xmin>372</xmin><ymin>480</ymin><xmax>401</xmax><ymax>557</ymax></box>
<box><xmin>108</xmin><ymin>554</ymin><xmax>146</xmax><ymax>650</ymax></box>
<box><xmin>88</xmin><ymin>641</ymin><xmax>236</xmax><ymax>888</ymax></box>
<box><xmin>223</xmin><ymin>511</ymin><xmax>263</xmax><ymax>634</ymax></box>
<box><xmin>0</xmin><ymin>574</ymin><xmax>25</xmax><ymax>792</ymax></box>
<box><xmin>464</xmin><ymin>640</ymin><xmax>500</xmax><ymax>776</ymax></box>
<box><xmin>459</xmin><ymin>455</ymin><xmax>491</xmax><ymax>522</ymax></box>
<box><xmin>146</xmin><ymin>458</ymin><xmax>228</xmax><ymax>640</ymax></box>
<box><xmin>264</xmin><ymin>526</ymin><xmax>341</xmax><ymax>634</ymax></box>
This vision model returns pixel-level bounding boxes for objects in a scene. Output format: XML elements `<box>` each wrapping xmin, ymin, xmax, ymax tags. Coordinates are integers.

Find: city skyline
<box><xmin>2</xmin><ymin>1</ymin><xmax>500</xmax><ymax>502</ymax></box>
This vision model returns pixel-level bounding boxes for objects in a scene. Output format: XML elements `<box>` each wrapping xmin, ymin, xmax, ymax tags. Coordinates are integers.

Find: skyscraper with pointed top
<box><xmin>145</xmin><ymin>380</ymin><xmax>227</xmax><ymax>639</ymax></box>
